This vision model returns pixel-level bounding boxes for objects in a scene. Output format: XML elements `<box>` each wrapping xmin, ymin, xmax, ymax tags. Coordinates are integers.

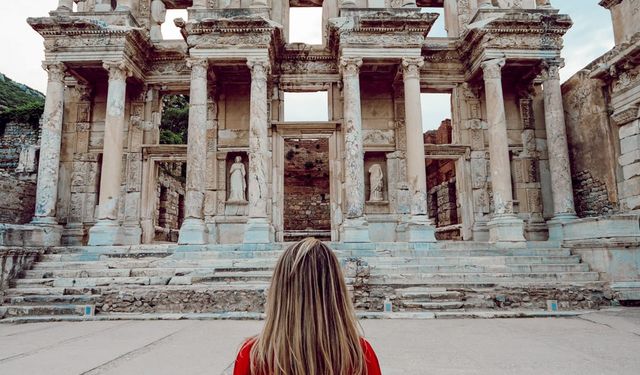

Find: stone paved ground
<box><xmin>0</xmin><ymin>308</ymin><xmax>639</xmax><ymax>375</ymax></box>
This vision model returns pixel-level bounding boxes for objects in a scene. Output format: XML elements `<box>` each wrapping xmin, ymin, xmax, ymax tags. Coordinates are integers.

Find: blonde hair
<box><xmin>250</xmin><ymin>237</ymin><xmax>366</xmax><ymax>375</ymax></box>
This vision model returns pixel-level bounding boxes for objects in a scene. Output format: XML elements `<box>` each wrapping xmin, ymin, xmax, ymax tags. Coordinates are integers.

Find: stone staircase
<box><xmin>0</xmin><ymin>242</ymin><xmax>613</xmax><ymax>321</ymax></box>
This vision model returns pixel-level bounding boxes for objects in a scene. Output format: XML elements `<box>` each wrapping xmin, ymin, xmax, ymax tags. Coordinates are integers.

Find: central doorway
<box><xmin>283</xmin><ymin>138</ymin><xmax>331</xmax><ymax>241</ymax></box>
<box><xmin>272</xmin><ymin>122</ymin><xmax>340</xmax><ymax>242</ymax></box>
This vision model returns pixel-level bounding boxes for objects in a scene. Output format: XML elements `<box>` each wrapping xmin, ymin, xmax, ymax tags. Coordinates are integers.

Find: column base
<box><xmin>28</xmin><ymin>217</ymin><xmax>63</xmax><ymax>247</ymax></box>
<box><xmin>62</xmin><ymin>223</ymin><xmax>87</xmax><ymax>246</ymax></box>
<box><xmin>488</xmin><ymin>214</ymin><xmax>526</xmax><ymax>243</ymax></box>
<box><xmin>178</xmin><ymin>218</ymin><xmax>209</xmax><ymax>245</ymax></box>
<box><xmin>342</xmin><ymin>217</ymin><xmax>370</xmax><ymax>243</ymax></box>
<box><xmin>88</xmin><ymin>219</ymin><xmax>121</xmax><ymax>246</ymax></box>
<box><xmin>243</xmin><ymin>218</ymin><xmax>271</xmax><ymax>244</ymax></box>
<box><xmin>547</xmin><ymin>213</ymin><xmax>578</xmax><ymax>241</ymax></box>
<box><xmin>407</xmin><ymin>215</ymin><xmax>436</xmax><ymax>243</ymax></box>
<box><xmin>206</xmin><ymin>222</ymin><xmax>218</xmax><ymax>244</ymax></box>
<box><xmin>121</xmin><ymin>223</ymin><xmax>142</xmax><ymax>245</ymax></box>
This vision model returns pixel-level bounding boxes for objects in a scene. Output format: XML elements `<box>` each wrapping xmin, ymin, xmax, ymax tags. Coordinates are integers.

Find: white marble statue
<box><xmin>228</xmin><ymin>156</ymin><xmax>247</xmax><ymax>202</ymax></box>
<box><xmin>368</xmin><ymin>163</ymin><xmax>384</xmax><ymax>202</ymax></box>
<box><xmin>16</xmin><ymin>145</ymin><xmax>38</xmax><ymax>173</ymax></box>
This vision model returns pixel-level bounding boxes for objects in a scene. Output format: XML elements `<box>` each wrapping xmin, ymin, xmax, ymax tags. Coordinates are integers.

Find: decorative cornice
<box><xmin>611</xmin><ymin>105</ymin><xmax>640</xmax><ymax>125</ymax></box>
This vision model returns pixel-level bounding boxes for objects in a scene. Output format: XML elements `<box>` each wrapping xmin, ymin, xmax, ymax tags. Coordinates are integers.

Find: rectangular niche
<box><xmin>364</xmin><ymin>152</ymin><xmax>389</xmax><ymax>214</ymax></box>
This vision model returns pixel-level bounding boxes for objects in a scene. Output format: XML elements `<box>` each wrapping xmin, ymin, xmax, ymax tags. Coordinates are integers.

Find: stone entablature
<box><xmin>20</xmin><ymin>0</ymin><xmax>584</xmax><ymax>247</ymax></box>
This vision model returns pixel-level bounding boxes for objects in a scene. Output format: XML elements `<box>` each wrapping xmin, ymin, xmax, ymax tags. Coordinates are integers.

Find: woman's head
<box><xmin>251</xmin><ymin>237</ymin><xmax>366</xmax><ymax>375</ymax></box>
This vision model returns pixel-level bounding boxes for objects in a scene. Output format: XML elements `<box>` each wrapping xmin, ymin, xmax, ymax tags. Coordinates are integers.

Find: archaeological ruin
<box><xmin>0</xmin><ymin>0</ymin><xmax>639</xmax><ymax>320</ymax></box>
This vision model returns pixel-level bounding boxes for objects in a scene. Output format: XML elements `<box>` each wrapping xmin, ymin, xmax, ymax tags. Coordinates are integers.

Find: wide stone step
<box><xmin>3</xmin><ymin>294</ymin><xmax>101</xmax><ymax>305</ymax></box>
<box><xmin>373</xmin><ymin>264</ymin><xmax>589</xmax><ymax>273</ymax></box>
<box><xmin>396</xmin><ymin>288</ymin><xmax>463</xmax><ymax>300</ymax></box>
<box><xmin>0</xmin><ymin>304</ymin><xmax>85</xmax><ymax>318</ymax></box>
<box><xmin>367</xmin><ymin>256</ymin><xmax>582</xmax><ymax>266</ymax></box>
<box><xmin>23</xmin><ymin>267</ymin><xmax>272</xmax><ymax>279</ymax></box>
<box><xmin>401</xmin><ymin>301</ymin><xmax>464</xmax><ymax>310</ymax></box>
<box><xmin>370</xmin><ymin>272</ymin><xmax>600</xmax><ymax>284</ymax></box>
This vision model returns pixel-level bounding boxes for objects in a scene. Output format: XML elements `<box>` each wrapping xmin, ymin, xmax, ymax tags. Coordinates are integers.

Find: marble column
<box><xmin>57</xmin><ymin>0</ymin><xmax>74</xmax><ymax>12</ymax></box>
<box><xmin>340</xmin><ymin>57</ymin><xmax>369</xmax><ymax>242</ymax></box>
<box><xmin>481</xmin><ymin>58</ymin><xmax>525</xmax><ymax>242</ymax></box>
<box><xmin>243</xmin><ymin>58</ymin><xmax>272</xmax><ymax>243</ymax></box>
<box><xmin>541</xmin><ymin>61</ymin><xmax>577</xmax><ymax>239</ymax></box>
<box><xmin>401</xmin><ymin>57</ymin><xmax>436</xmax><ymax>242</ymax></box>
<box><xmin>477</xmin><ymin>0</ymin><xmax>494</xmax><ymax>8</ymax></box>
<box><xmin>88</xmin><ymin>61</ymin><xmax>132</xmax><ymax>246</ymax></box>
<box><xmin>179</xmin><ymin>58</ymin><xmax>209</xmax><ymax>244</ymax></box>
<box><xmin>31</xmin><ymin>62</ymin><xmax>67</xmax><ymax>245</ymax></box>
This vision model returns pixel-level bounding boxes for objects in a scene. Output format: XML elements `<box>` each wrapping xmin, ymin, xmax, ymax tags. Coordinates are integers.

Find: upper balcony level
<box><xmin>50</xmin><ymin>0</ymin><xmax>558</xmax><ymax>45</ymax></box>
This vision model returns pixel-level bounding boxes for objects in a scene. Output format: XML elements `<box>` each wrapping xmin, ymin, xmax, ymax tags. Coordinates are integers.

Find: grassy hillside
<box><xmin>0</xmin><ymin>73</ymin><xmax>45</xmax><ymax>130</ymax></box>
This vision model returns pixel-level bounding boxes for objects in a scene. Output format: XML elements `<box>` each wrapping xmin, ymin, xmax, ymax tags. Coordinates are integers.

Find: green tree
<box><xmin>160</xmin><ymin>95</ymin><xmax>189</xmax><ymax>144</ymax></box>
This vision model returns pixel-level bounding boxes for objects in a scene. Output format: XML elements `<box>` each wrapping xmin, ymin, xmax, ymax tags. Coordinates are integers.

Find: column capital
<box><xmin>481</xmin><ymin>58</ymin><xmax>506</xmax><ymax>80</ymax></box>
<box><xmin>247</xmin><ymin>58</ymin><xmax>271</xmax><ymax>80</ymax></box>
<box><xmin>540</xmin><ymin>60</ymin><xmax>563</xmax><ymax>81</ymax></box>
<box><xmin>186</xmin><ymin>57</ymin><xmax>209</xmax><ymax>70</ymax></box>
<box><xmin>103</xmin><ymin>60</ymin><xmax>132</xmax><ymax>81</ymax></box>
<box><xmin>339</xmin><ymin>57</ymin><xmax>363</xmax><ymax>78</ymax></box>
<box><xmin>401</xmin><ymin>57</ymin><xmax>424</xmax><ymax>80</ymax></box>
<box><xmin>43</xmin><ymin>62</ymin><xmax>67</xmax><ymax>83</ymax></box>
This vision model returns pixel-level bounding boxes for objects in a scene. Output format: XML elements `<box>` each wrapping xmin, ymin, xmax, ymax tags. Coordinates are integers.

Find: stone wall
<box><xmin>0</xmin><ymin>121</ymin><xmax>40</xmax><ymax>170</ymax></box>
<box><xmin>154</xmin><ymin>163</ymin><xmax>185</xmax><ymax>242</ymax></box>
<box><xmin>562</xmin><ymin>70</ymin><xmax>619</xmax><ymax>217</ymax></box>
<box><xmin>0</xmin><ymin>172</ymin><xmax>36</xmax><ymax>224</ymax></box>
<box><xmin>0</xmin><ymin>247</ymin><xmax>41</xmax><ymax>291</ymax></box>
<box><xmin>283</xmin><ymin>139</ymin><xmax>331</xmax><ymax>232</ymax></box>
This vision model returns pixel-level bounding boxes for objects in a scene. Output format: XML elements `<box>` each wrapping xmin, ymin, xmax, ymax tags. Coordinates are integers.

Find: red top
<box><xmin>233</xmin><ymin>338</ymin><xmax>382</xmax><ymax>375</ymax></box>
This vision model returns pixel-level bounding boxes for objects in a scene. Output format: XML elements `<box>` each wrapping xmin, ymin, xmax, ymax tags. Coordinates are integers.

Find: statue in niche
<box><xmin>16</xmin><ymin>145</ymin><xmax>38</xmax><ymax>173</ymax></box>
<box><xmin>228</xmin><ymin>156</ymin><xmax>246</xmax><ymax>202</ymax></box>
<box><xmin>368</xmin><ymin>164</ymin><xmax>384</xmax><ymax>202</ymax></box>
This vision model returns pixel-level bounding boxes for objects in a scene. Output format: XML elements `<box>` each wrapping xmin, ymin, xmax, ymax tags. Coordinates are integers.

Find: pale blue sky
<box><xmin>0</xmin><ymin>1</ymin><xmax>615</xmax><ymax>130</ymax></box>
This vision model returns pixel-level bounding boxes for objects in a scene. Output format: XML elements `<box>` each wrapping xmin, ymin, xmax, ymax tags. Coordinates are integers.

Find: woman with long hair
<box><xmin>233</xmin><ymin>237</ymin><xmax>382</xmax><ymax>375</ymax></box>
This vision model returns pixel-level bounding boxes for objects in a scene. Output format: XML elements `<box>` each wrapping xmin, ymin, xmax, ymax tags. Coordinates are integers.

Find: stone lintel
<box><xmin>341</xmin><ymin>48</ymin><xmax>422</xmax><ymax>61</ymax></box>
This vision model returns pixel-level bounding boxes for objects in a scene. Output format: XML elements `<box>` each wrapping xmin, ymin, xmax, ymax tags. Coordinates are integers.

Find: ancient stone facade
<box><xmin>3</xmin><ymin>0</ymin><xmax>631</xmax><ymax>250</ymax></box>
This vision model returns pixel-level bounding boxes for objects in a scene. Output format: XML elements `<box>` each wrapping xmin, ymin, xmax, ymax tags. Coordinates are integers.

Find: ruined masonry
<box><xmin>0</xmin><ymin>0</ymin><xmax>639</xmax><ymax>321</ymax></box>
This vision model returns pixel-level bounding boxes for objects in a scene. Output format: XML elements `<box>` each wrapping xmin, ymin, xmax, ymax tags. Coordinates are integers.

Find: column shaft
<box><xmin>481</xmin><ymin>58</ymin><xmax>525</xmax><ymax>242</ymax></box>
<box><xmin>178</xmin><ymin>59</ymin><xmax>209</xmax><ymax>244</ymax></box>
<box><xmin>184</xmin><ymin>59</ymin><xmax>209</xmax><ymax>220</ymax></box>
<box><xmin>401</xmin><ymin>57</ymin><xmax>436</xmax><ymax>242</ymax></box>
<box><xmin>340</xmin><ymin>57</ymin><xmax>365</xmax><ymax>219</ymax></box>
<box><xmin>96</xmin><ymin>62</ymin><xmax>129</xmax><ymax>220</ymax></box>
<box><xmin>247</xmin><ymin>58</ymin><xmax>270</xmax><ymax>219</ymax></box>
<box><xmin>33</xmin><ymin>63</ymin><xmax>66</xmax><ymax>224</ymax></box>
<box><xmin>482</xmin><ymin>59</ymin><xmax>514</xmax><ymax>214</ymax></box>
<box><xmin>542</xmin><ymin>62</ymin><xmax>577</xmax><ymax>218</ymax></box>
<box><xmin>402</xmin><ymin>57</ymin><xmax>428</xmax><ymax>216</ymax></box>
<box><xmin>243</xmin><ymin>58</ymin><xmax>272</xmax><ymax>243</ymax></box>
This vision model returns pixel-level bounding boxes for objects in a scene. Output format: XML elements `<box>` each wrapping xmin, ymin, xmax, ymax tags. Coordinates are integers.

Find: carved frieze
<box><xmin>363</xmin><ymin>129</ymin><xmax>396</xmax><ymax>147</ymax></box>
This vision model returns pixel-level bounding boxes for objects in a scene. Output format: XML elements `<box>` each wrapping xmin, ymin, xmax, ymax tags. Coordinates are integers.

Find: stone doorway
<box><xmin>153</xmin><ymin>161</ymin><xmax>186</xmax><ymax>243</ymax></box>
<box><xmin>282</xmin><ymin>138</ymin><xmax>331</xmax><ymax>241</ymax></box>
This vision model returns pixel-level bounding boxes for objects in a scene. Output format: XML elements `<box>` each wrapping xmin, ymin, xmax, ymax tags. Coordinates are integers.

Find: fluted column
<box><xmin>178</xmin><ymin>58</ymin><xmax>209</xmax><ymax>244</ymax></box>
<box><xmin>88</xmin><ymin>61</ymin><xmax>131</xmax><ymax>245</ymax></box>
<box><xmin>541</xmin><ymin>61</ymin><xmax>577</xmax><ymax>238</ymax></box>
<box><xmin>481</xmin><ymin>58</ymin><xmax>525</xmax><ymax>242</ymax></box>
<box><xmin>402</xmin><ymin>57</ymin><xmax>436</xmax><ymax>242</ymax></box>
<box><xmin>32</xmin><ymin>63</ymin><xmax>66</xmax><ymax>226</ymax></box>
<box><xmin>243</xmin><ymin>58</ymin><xmax>272</xmax><ymax>243</ymax></box>
<box><xmin>339</xmin><ymin>57</ymin><xmax>370</xmax><ymax>242</ymax></box>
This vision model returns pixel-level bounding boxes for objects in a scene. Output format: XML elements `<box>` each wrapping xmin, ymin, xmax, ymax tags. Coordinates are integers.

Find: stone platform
<box><xmin>0</xmin><ymin>241</ymin><xmax>623</xmax><ymax>321</ymax></box>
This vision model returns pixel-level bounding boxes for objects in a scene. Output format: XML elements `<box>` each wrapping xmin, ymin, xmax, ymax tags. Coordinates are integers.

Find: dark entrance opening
<box><xmin>154</xmin><ymin>161</ymin><xmax>186</xmax><ymax>243</ymax></box>
<box><xmin>283</xmin><ymin>138</ymin><xmax>331</xmax><ymax>241</ymax></box>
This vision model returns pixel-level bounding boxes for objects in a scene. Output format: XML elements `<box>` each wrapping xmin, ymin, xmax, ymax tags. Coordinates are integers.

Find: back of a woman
<box><xmin>233</xmin><ymin>237</ymin><xmax>381</xmax><ymax>375</ymax></box>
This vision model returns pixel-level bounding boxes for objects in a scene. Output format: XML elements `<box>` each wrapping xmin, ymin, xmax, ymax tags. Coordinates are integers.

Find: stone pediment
<box><xmin>175</xmin><ymin>14</ymin><xmax>283</xmax><ymax>50</ymax></box>
<box><xmin>459</xmin><ymin>10</ymin><xmax>572</xmax><ymax>76</ymax></box>
<box><xmin>329</xmin><ymin>9</ymin><xmax>438</xmax><ymax>51</ymax></box>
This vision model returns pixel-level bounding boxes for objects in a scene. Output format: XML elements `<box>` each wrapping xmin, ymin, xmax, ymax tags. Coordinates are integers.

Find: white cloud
<box><xmin>284</xmin><ymin>91</ymin><xmax>329</xmax><ymax>121</ymax></box>
<box><xmin>289</xmin><ymin>8</ymin><xmax>323</xmax><ymax>44</ymax></box>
